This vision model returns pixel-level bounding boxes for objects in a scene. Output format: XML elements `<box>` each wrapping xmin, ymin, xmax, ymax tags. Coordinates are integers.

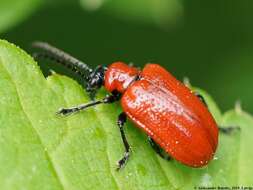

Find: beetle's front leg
<box><xmin>56</xmin><ymin>94</ymin><xmax>120</xmax><ymax>116</ymax></box>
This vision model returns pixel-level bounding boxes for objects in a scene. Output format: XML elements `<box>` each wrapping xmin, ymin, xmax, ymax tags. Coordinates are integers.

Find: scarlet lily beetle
<box><xmin>32</xmin><ymin>42</ymin><xmax>238</xmax><ymax>170</ymax></box>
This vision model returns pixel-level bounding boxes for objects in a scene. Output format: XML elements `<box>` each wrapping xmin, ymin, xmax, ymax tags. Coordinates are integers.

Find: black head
<box><xmin>86</xmin><ymin>65</ymin><xmax>106</xmax><ymax>92</ymax></box>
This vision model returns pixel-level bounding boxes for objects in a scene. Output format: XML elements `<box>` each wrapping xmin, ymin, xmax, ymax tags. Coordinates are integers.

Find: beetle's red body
<box><xmin>105</xmin><ymin>62</ymin><xmax>218</xmax><ymax>167</ymax></box>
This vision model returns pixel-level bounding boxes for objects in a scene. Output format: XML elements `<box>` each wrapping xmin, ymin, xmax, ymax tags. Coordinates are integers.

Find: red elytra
<box><xmin>104</xmin><ymin>62</ymin><xmax>218</xmax><ymax>168</ymax></box>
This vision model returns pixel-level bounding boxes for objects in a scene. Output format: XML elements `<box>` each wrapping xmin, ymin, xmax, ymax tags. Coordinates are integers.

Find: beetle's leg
<box><xmin>56</xmin><ymin>94</ymin><xmax>120</xmax><ymax>116</ymax></box>
<box><xmin>194</xmin><ymin>92</ymin><xmax>241</xmax><ymax>134</ymax></box>
<box><xmin>195</xmin><ymin>92</ymin><xmax>208</xmax><ymax>107</ymax></box>
<box><xmin>116</xmin><ymin>112</ymin><xmax>131</xmax><ymax>170</ymax></box>
<box><xmin>218</xmin><ymin>126</ymin><xmax>240</xmax><ymax>134</ymax></box>
<box><xmin>148</xmin><ymin>136</ymin><xmax>171</xmax><ymax>161</ymax></box>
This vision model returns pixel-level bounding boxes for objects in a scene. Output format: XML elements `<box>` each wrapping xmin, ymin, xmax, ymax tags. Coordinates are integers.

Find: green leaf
<box><xmin>0</xmin><ymin>39</ymin><xmax>252</xmax><ymax>190</ymax></box>
<box><xmin>0</xmin><ymin>0</ymin><xmax>42</xmax><ymax>33</ymax></box>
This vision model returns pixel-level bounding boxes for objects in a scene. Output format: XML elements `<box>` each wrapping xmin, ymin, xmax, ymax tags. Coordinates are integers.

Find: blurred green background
<box><xmin>1</xmin><ymin>0</ymin><xmax>252</xmax><ymax>113</ymax></box>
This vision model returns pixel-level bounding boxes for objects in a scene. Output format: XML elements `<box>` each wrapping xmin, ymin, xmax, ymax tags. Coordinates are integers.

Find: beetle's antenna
<box><xmin>32</xmin><ymin>41</ymin><xmax>93</xmax><ymax>77</ymax></box>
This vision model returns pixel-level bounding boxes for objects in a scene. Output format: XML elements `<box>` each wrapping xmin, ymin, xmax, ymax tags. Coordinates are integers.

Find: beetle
<box><xmin>32</xmin><ymin>42</ymin><xmax>238</xmax><ymax>170</ymax></box>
